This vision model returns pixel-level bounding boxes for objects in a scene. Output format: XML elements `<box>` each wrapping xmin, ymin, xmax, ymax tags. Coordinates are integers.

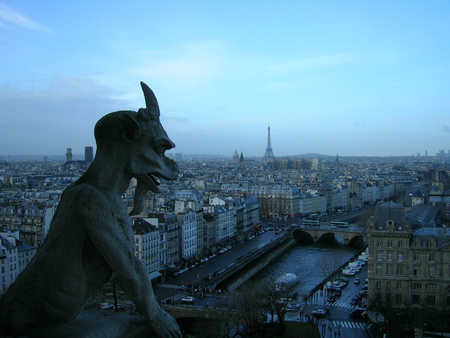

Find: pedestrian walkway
<box><xmin>317</xmin><ymin>319</ymin><xmax>368</xmax><ymax>338</ymax></box>
<box><xmin>327</xmin><ymin>301</ymin><xmax>354</xmax><ymax>310</ymax></box>
<box><xmin>329</xmin><ymin>320</ymin><xmax>367</xmax><ymax>329</ymax></box>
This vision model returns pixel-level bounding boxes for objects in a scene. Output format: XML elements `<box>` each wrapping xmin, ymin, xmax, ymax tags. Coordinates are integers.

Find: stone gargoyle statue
<box><xmin>0</xmin><ymin>82</ymin><xmax>182</xmax><ymax>338</ymax></box>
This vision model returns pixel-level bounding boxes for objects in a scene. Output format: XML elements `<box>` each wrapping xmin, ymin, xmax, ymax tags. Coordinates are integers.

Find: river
<box><xmin>242</xmin><ymin>244</ymin><xmax>357</xmax><ymax>299</ymax></box>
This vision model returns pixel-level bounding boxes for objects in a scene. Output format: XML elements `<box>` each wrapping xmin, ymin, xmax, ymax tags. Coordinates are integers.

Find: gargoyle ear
<box><xmin>122</xmin><ymin>114</ymin><xmax>140</xmax><ymax>143</ymax></box>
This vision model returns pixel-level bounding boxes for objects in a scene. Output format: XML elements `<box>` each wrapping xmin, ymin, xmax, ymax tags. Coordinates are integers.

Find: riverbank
<box><xmin>240</xmin><ymin>243</ymin><xmax>358</xmax><ymax>301</ymax></box>
<box><xmin>305</xmin><ymin>246</ymin><xmax>367</xmax><ymax>302</ymax></box>
<box><xmin>225</xmin><ymin>238</ymin><xmax>296</xmax><ymax>291</ymax></box>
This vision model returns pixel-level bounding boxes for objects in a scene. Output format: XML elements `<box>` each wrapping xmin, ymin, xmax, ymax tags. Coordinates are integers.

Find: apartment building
<box><xmin>367</xmin><ymin>202</ymin><xmax>450</xmax><ymax>310</ymax></box>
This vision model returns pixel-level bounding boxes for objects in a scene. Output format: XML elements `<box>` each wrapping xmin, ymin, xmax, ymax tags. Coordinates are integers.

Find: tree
<box><xmin>227</xmin><ymin>284</ymin><xmax>267</xmax><ymax>337</ymax></box>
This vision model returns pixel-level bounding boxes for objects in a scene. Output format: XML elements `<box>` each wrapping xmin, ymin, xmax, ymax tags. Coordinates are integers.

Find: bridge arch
<box><xmin>292</xmin><ymin>229</ymin><xmax>314</xmax><ymax>244</ymax></box>
<box><xmin>348</xmin><ymin>235</ymin><xmax>365</xmax><ymax>249</ymax></box>
<box><xmin>317</xmin><ymin>232</ymin><xmax>337</xmax><ymax>246</ymax></box>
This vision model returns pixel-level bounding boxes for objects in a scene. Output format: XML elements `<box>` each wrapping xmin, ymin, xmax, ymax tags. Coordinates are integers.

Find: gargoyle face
<box><xmin>128</xmin><ymin>82</ymin><xmax>179</xmax><ymax>194</ymax></box>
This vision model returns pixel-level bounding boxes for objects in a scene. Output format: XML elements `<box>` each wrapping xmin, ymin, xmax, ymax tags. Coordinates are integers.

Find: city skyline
<box><xmin>1</xmin><ymin>1</ymin><xmax>449</xmax><ymax>156</ymax></box>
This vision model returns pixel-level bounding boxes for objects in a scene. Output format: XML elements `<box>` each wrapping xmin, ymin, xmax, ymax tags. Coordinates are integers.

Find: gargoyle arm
<box><xmin>74</xmin><ymin>184</ymin><xmax>158</xmax><ymax>320</ymax></box>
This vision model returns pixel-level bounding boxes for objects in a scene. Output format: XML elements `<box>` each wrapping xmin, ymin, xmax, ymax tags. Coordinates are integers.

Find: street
<box><xmin>164</xmin><ymin>228</ymin><xmax>288</xmax><ymax>287</ymax></box>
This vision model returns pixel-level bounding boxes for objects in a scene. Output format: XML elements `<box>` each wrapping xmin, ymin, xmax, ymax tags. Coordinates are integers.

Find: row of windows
<box><xmin>375</xmin><ymin>263</ymin><xmax>407</xmax><ymax>275</ymax></box>
<box><xmin>376</xmin><ymin>251</ymin><xmax>450</xmax><ymax>263</ymax></box>
<box><xmin>376</xmin><ymin>252</ymin><xmax>403</xmax><ymax>262</ymax></box>
<box><xmin>375</xmin><ymin>280</ymin><xmax>403</xmax><ymax>289</ymax></box>
<box><xmin>374</xmin><ymin>239</ymin><xmax>406</xmax><ymax>248</ymax></box>
<box><xmin>376</xmin><ymin>293</ymin><xmax>450</xmax><ymax>306</ymax></box>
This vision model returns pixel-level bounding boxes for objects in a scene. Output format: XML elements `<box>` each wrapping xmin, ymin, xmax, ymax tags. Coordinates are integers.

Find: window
<box><xmin>426</xmin><ymin>295</ymin><xmax>435</xmax><ymax>306</ymax></box>
<box><xmin>426</xmin><ymin>283</ymin><xmax>436</xmax><ymax>290</ymax></box>
<box><xmin>386</xmin><ymin>264</ymin><xmax>392</xmax><ymax>274</ymax></box>
<box><xmin>398</xmin><ymin>253</ymin><xmax>403</xmax><ymax>263</ymax></box>
<box><xmin>376</xmin><ymin>264</ymin><xmax>383</xmax><ymax>274</ymax></box>
<box><xmin>397</xmin><ymin>240</ymin><xmax>403</xmax><ymax>248</ymax></box>
<box><xmin>387</xmin><ymin>253</ymin><xmax>392</xmax><ymax>261</ymax></box>
<box><xmin>429</xmin><ymin>253</ymin><xmax>435</xmax><ymax>261</ymax></box>
<box><xmin>396</xmin><ymin>281</ymin><xmax>401</xmax><ymax>289</ymax></box>
<box><xmin>412</xmin><ymin>295</ymin><xmax>420</xmax><ymax>304</ymax></box>
<box><xmin>385</xmin><ymin>293</ymin><xmax>391</xmax><ymax>303</ymax></box>
<box><xmin>429</xmin><ymin>265</ymin><xmax>436</xmax><ymax>276</ymax></box>
<box><xmin>386</xmin><ymin>281</ymin><xmax>391</xmax><ymax>289</ymax></box>
<box><xmin>412</xmin><ymin>283</ymin><xmax>422</xmax><ymax>289</ymax></box>
<box><xmin>395</xmin><ymin>294</ymin><xmax>402</xmax><ymax>304</ymax></box>
<box><xmin>376</xmin><ymin>281</ymin><xmax>381</xmax><ymax>289</ymax></box>
<box><xmin>377</xmin><ymin>253</ymin><xmax>383</xmax><ymax>261</ymax></box>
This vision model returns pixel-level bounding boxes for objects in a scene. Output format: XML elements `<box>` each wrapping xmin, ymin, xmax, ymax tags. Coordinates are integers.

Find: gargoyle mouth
<box><xmin>139</xmin><ymin>159</ymin><xmax>178</xmax><ymax>194</ymax></box>
<box><xmin>148</xmin><ymin>173</ymin><xmax>160</xmax><ymax>185</ymax></box>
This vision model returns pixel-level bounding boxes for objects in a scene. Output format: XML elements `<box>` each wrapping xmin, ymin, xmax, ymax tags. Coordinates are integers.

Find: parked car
<box><xmin>180</xmin><ymin>296</ymin><xmax>194</xmax><ymax>304</ymax></box>
<box><xmin>327</xmin><ymin>295</ymin><xmax>337</xmax><ymax>303</ymax></box>
<box><xmin>350</xmin><ymin>308</ymin><xmax>368</xmax><ymax>321</ymax></box>
<box><xmin>312</xmin><ymin>307</ymin><xmax>328</xmax><ymax>317</ymax></box>
<box><xmin>354</xmin><ymin>278</ymin><xmax>360</xmax><ymax>285</ymax></box>
<box><xmin>98</xmin><ymin>302</ymin><xmax>114</xmax><ymax>310</ymax></box>
<box><xmin>286</xmin><ymin>303</ymin><xmax>301</xmax><ymax>311</ymax></box>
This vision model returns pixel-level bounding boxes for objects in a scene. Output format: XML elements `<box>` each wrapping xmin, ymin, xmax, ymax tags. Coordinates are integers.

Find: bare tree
<box><xmin>227</xmin><ymin>284</ymin><xmax>267</xmax><ymax>337</ymax></box>
<box><xmin>259</xmin><ymin>278</ymin><xmax>297</xmax><ymax>328</ymax></box>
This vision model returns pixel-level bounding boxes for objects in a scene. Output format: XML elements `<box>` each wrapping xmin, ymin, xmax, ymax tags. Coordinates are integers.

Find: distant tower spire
<box><xmin>233</xmin><ymin>149</ymin><xmax>239</xmax><ymax>163</ymax></box>
<box><xmin>264</xmin><ymin>126</ymin><xmax>275</xmax><ymax>163</ymax></box>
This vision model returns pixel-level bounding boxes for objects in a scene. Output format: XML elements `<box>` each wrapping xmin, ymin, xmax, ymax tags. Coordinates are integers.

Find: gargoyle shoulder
<box><xmin>68</xmin><ymin>184</ymin><xmax>111</xmax><ymax>224</ymax></box>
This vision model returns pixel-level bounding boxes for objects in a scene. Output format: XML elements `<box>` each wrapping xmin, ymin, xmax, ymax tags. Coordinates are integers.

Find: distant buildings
<box><xmin>84</xmin><ymin>146</ymin><xmax>93</xmax><ymax>163</ymax></box>
<box><xmin>65</xmin><ymin>148</ymin><xmax>72</xmax><ymax>162</ymax></box>
<box><xmin>0</xmin><ymin>231</ymin><xmax>36</xmax><ymax>294</ymax></box>
<box><xmin>250</xmin><ymin>185</ymin><xmax>300</xmax><ymax>218</ymax></box>
<box><xmin>0</xmin><ymin>203</ymin><xmax>55</xmax><ymax>247</ymax></box>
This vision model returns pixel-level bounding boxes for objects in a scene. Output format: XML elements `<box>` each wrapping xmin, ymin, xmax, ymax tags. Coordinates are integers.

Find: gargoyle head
<box><xmin>94</xmin><ymin>82</ymin><xmax>179</xmax><ymax>213</ymax></box>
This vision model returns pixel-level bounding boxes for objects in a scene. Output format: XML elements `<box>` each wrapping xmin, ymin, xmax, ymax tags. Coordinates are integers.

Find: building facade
<box><xmin>0</xmin><ymin>204</ymin><xmax>54</xmax><ymax>247</ymax></box>
<box><xmin>367</xmin><ymin>203</ymin><xmax>450</xmax><ymax>311</ymax></box>
<box><xmin>132</xmin><ymin>218</ymin><xmax>160</xmax><ymax>276</ymax></box>
<box><xmin>0</xmin><ymin>231</ymin><xmax>36</xmax><ymax>294</ymax></box>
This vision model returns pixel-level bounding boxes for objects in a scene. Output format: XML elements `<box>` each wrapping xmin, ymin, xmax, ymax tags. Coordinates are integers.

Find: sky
<box><xmin>1</xmin><ymin>1</ymin><xmax>449</xmax><ymax>157</ymax></box>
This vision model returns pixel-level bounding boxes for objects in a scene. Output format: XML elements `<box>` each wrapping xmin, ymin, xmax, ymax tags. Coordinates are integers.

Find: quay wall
<box><xmin>224</xmin><ymin>238</ymin><xmax>297</xmax><ymax>291</ymax></box>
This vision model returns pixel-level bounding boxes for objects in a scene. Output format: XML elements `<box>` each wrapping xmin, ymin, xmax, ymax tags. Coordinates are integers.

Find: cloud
<box><xmin>161</xmin><ymin>114</ymin><xmax>189</xmax><ymax>124</ymax></box>
<box><xmin>0</xmin><ymin>3</ymin><xmax>51</xmax><ymax>32</ymax></box>
<box><xmin>269</xmin><ymin>53</ymin><xmax>353</xmax><ymax>74</ymax></box>
<box><xmin>131</xmin><ymin>43</ymin><xmax>224</xmax><ymax>87</ymax></box>
<box><xmin>0</xmin><ymin>77</ymin><xmax>129</xmax><ymax>155</ymax></box>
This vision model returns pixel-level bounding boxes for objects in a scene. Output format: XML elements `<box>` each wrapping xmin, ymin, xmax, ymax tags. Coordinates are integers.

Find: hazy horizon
<box><xmin>1</xmin><ymin>1</ymin><xmax>449</xmax><ymax>157</ymax></box>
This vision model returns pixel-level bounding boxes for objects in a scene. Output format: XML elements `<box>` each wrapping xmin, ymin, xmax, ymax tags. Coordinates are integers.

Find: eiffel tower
<box><xmin>264</xmin><ymin>126</ymin><xmax>275</xmax><ymax>163</ymax></box>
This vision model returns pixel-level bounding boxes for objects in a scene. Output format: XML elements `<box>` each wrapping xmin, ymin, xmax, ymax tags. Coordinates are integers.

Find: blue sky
<box><xmin>1</xmin><ymin>1</ymin><xmax>449</xmax><ymax>156</ymax></box>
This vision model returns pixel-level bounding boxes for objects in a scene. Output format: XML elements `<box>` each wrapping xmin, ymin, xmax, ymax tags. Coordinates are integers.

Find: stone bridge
<box><xmin>291</xmin><ymin>224</ymin><xmax>365</xmax><ymax>246</ymax></box>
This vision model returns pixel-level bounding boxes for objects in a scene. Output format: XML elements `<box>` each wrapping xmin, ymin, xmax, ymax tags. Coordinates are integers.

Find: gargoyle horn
<box><xmin>140</xmin><ymin>81</ymin><xmax>160</xmax><ymax>118</ymax></box>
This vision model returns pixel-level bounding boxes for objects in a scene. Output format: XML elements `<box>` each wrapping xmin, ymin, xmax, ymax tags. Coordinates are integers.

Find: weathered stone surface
<box><xmin>0</xmin><ymin>82</ymin><xmax>181</xmax><ymax>337</ymax></box>
<box><xmin>31</xmin><ymin>310</ymin><xmax>155</xmax><ymax>338</ymax></box>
